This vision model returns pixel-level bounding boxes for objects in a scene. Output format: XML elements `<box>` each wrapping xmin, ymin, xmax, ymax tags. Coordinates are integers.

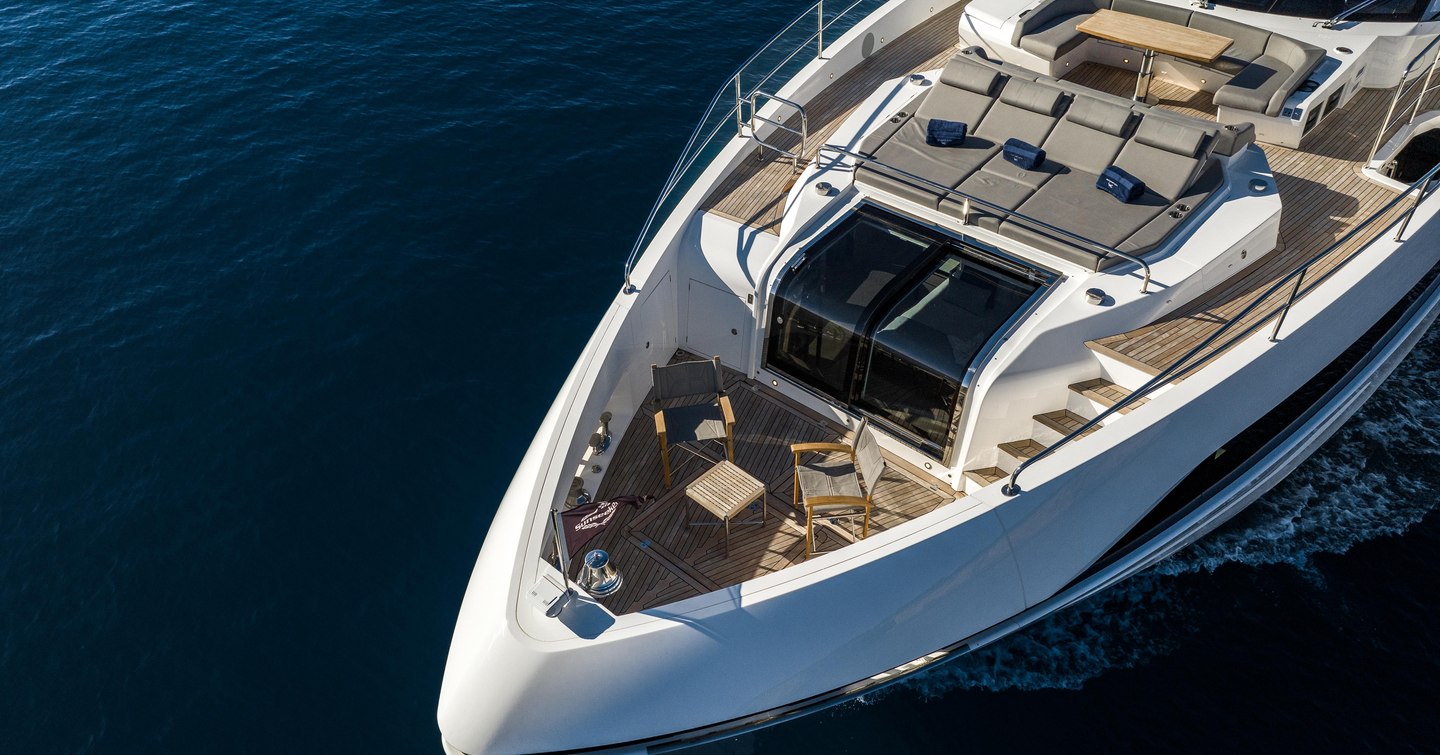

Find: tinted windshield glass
<box><xmin>858</xmin><ymin>255</ymin><xmax>1039</xmax><ymax>448</ymax></box>
<box><xmin>766</xmin><ymin>214</ymin><xmax>935</xmax><ymax>398</ymax></box>
<box><xmin>766</xmin><ymin>208</ymin><xmax>1048</xmax><ymax>456</ymax></box>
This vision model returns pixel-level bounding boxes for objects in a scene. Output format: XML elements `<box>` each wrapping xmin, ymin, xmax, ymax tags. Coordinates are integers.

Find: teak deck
<box><xmin>699</xmin><ymin>2</ymin><xmax>967</xmax><ymax>233</ymax></box>
<box><xmin>577</xmin><ymin>352</ymin><xmax>954</xmax><ymax>615</ymax></box>
<box><xmin>1066</xmin><ymin>63</ymin><xmax>1425</xmax><ymax>376</ymax></box>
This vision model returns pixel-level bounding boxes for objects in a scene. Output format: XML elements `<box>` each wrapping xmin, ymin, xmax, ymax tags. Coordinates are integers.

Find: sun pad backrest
<box><xmin>975</xmin><ymin>78</ymin><xmax>1069</xmax><ymax>147</ymax></box>
<box><xmin>1040</xmin><ymin>96</ymin><xmax>1135</xmax><ymax>174</ymax></box>
<box><xmin>938</xmin><ymin>57</ymin><xmax>1003</xmax><ymax>95</ymax></box>
<box><xmin>1113</xmin><ymin>117</ymin><xmax>1215</xmax><ymax>201</ymax></box>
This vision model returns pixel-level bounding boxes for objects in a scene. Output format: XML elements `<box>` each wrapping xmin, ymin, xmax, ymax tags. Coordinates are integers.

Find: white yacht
<box><xmin>439</xmin><ymin>0</ymin><xmax>1440</xmax><ymax>751</ymax></box>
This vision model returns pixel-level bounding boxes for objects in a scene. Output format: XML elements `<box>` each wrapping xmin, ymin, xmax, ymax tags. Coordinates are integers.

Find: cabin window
<box><xmin>766</xmin><ymin>208</ymin><xmax>1047</xmax><ymax>457</ymax></box>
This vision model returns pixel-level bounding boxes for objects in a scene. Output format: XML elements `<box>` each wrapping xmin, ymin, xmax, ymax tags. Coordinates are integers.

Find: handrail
<box><xmin>1313</xmin><ymin>0</ymin><xmax>1386</xmax><ymax>28</ymax></box>
<box><xmin>1001</xmin><ymin>159</ymin><xmax>1440</xmax><ymax>496</ymax></box>
<box><xmin>818</xmin><ymin>144</ymin><xmax>1155</xmax><ymax>293</ymax></box>
<box><xmin>621</xmin><ymin>0</ymin><xmax>878</xmax><ymax>293</ymax></box>
<box><xmin>748</xmin><ymin>92</ymin><xmax>810</xmax><ymax>173</ymax></box>
<box><xmin>1370</xmin><ymin>33</ymin><xmax>1440</xmax><ymax>161</ymax></box>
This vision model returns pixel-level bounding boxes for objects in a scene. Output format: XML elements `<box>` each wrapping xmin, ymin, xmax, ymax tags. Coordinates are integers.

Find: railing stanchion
<box><xmin>817</xmin><ymin>1</ymin><xmax>825</xmax><ymax>57</ymax></box>
<box><xmin>1413</xmin><ymin>61</ymin><xmax>1439</xmax><ymax>123</ymax></box>
<box><xmin>735</xmin><ymin>75</ymin><xmax>745</xmax><ymax>137</ymax></box>
<box><xmin>1270</xmin><ymin>270</ymin><xmax>1305</xmax><ymax>341</ymax></box>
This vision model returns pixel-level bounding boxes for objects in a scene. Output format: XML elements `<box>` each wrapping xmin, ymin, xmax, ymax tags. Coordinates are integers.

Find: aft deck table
<box><xmin>1076</xmin><ymin>9</ymin><xmax>1232</xmax><ymax>102</ymax></box>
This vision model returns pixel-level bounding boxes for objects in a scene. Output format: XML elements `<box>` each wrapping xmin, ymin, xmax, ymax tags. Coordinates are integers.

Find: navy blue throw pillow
<box><xmin>1097</xmin><ymin>165</ymin><xmax>1146</xmax><ymax>203</ymax></box>
<box><xmin>926</xmin><ymin>119</ymin><xmax>968</xmax><ymax>147</ymax></box>
<box><xmin>1002</xmin><ymin>138</ymin><xmax>1045</xmax><ymax>170</ymax></box>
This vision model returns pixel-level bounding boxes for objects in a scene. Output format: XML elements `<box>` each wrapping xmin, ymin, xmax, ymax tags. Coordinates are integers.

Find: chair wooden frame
<box><xmin>790</xmin><ymin>437</ymin><xmax>876</xmax><ymax>558</ymax></box>
<box><xmin>652</xmin><ymin>356</ymin><xmax>736</xmax><ymax>487</ymax></box>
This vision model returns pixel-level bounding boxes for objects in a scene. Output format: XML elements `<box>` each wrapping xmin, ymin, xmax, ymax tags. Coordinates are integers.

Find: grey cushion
<box><xmin>859</xmin><ymin>110</ymin><xmax>914</xmax><ymax>157</ymax></box>
<box><xmin>1041</xmin><ymin>117</ymin><xmax>1128</xmax><ymax>174</ymax></box>
<box><xmin>1115</xmin><ymin>158</ymin><xmax>1224</xmax><ymax>256</ymax></box>
<box><xmin>997</xmin><ymin>77</ymin><xmax>1067</xmax><ymax>116</ymax></box>
<box><xmin>857</xmin><ymin>118</ymin><xmax>998</xmax><ymax>207</ymax></box>
<box><xmin>939</xmin><ymin>57</ymin><xmax>1004</xmax><ymax>95</ymax></box>
<box><xmin>1186</xmin><ymin>13</ymin><xmax>1270</xmax><ymax>74</ymax></box>
<box><xmin>1019</xmin><ymin>13</ymin><xmax>1092</xmax><ymax>60</ymax></box>
<box><xmin>1014</xmin><ymin>0</ymin><xmax>1104</xmax><ymax>44</ymax></box>
<box><xmin>1215</xmin><ymin>35</ymin><xmax>1324</xmax><ymax>116</ymax></box>
<box><xmin>659</xmin><ymin>403</ymin><xmax>728</xmax><ymax>445</ymax></box>
<box><xmin>1214</xmin><ymin>55</ymin><xmax>1289</xmax><ymax>114</ymax></box>
<box><xmin>1113</xmin><ymin>138</ymin><xmax>1202</xmax><ymax>202</ymax></box>
<box><xmin>1133</xmin><ymin>116</ymin><xmax>1210</xmax><ymax>158</ymax></box>
<box><xmin>1003</xmin><ymin>168</ymin><xmax>1168</xmax><ymax>268</ymax></box>
<box><xmin>945</xmin><ymin>155</ymin><xmax>1062</xmax><ymax>229</ymax></box>
<box><xmin>916</xmin><ymin>78</ymin><xmax>1002</xmax><ymax>128</ymax></box>
<box><xmin>1065</xmin><ymin>95</ymin><xmax>1135</xmax><ymax>136</ymax></box>
<box><xmin>1112</xmin><ymin>0</ymin><xmax>1192</xmax><ymax>25</ymax></box>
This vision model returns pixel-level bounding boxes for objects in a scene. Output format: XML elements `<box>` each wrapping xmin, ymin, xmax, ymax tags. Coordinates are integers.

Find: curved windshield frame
<box><xmin>765</xmin><ymin>207</ymin><xmax>1053</xmax><ymax>456</ymax></box>
<box><xmin>1208</xmin><ymin>0</ymin><xmax>1428</xmax><ymax>20</ymax></box>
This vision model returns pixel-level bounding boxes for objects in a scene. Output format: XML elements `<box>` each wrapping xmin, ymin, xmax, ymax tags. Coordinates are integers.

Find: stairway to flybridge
<box><xmin>962</xmin><ymin>378</ymin><xmax>1149</xmax><ymax>493</ymax></box>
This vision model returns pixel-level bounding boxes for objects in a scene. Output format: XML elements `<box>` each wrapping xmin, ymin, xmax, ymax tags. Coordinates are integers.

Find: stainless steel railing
<box><xmin>1370</xmin><ymin>34</ymin><xmax>1440</xmax><ymax>161</ymax></box>
<box><xmin>818</xmin><ymin>144</ymin><xmax>1155</xmax><ymax>293</ymax></box>
<box><xmin>1001</xmin><ymin>159</ymin><xmax>1440</xmax><ymax>496</ymax></box>
<box><xmin>621</xmin><ymin>0</ymin><xmax>883</xmax><ymax>293</ymax></box>
<box><xmin>748</xmin><ymin>92</ymin><xmax>810</xmax><ymax>173</ymax></box>
<box><xmin>1313</xmin><ymin>0</ymin><xmax>1387</xmax><ymax>28</ymax></box>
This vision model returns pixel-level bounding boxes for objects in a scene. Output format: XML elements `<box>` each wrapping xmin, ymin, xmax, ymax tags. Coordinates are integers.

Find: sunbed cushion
<box><xmin>997</xmin><ymin>77</ymin><xmax>1067</xmax><ymax>116</ymax></box>
<box><xmin>1064</xmin><ymin>95</ymin><xmax>1135</xmax><ymax>136</ymax></box>
<box><xmin>939</xmin><ymin>59</ymin><xmax>1003</xmax><ymax>95</ymax></box>
<box><xmin>1133</xmin><ymin>117</ymin><xmax>1209</xmax><ymax>158</ymax></box>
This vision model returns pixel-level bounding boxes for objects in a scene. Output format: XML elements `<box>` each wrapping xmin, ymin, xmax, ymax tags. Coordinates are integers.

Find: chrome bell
<box><xmin>577</xmin><ymin>549</ymin><xmax>623</xmax><ymax>598</ymax></box>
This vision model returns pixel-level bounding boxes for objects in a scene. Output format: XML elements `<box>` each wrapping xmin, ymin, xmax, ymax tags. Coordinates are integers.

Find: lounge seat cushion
<box><xmin>1214</xmin><ymin>35</ymin><xmax>1324</xmax><ymax>116</ymax></box>
<box><xmin>1002</xmin><ymin>167</ymin><xmax>1168</xmax><ymax>268</ymax></box>
<box><xmin>1186</xmin><ymin>13</ymin><xmax>1270</xmax><ymax>74</ymax></box>
<box><xmin>1115</xmin><ymin>158</ymin><xmax>1224</xmax><ymax>256</ymax></box>
<box><xmin>857</xmin><ymin>118</ymin><xmax>999</xmax><ymax>208</ymax></box>
<box><xmin>943</xmin><ymin>152</ymin><xmax>1065</xmax><ymax>228</ymax></box>
<box><xmin>1112</xmin><ymin>0</ymin><xmax>1192</xmax><ymax>25</ymax></box>
<box><xmin>1019</xmin><ymin>13</ymin><xmax>1092</xmax><ymax>60</ymax></box>
<box><xmin>938</xmin><ymin>57</ymin><xmax>1003</xmax><ymax>95</ymax></box>
<box><xmin>1110</xmin><ymin>117</ymin><xmax>1212</xmax><ymax>201</ymax></box>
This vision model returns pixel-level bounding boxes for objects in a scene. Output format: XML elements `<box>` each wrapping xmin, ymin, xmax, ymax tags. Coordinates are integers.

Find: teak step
<box><xmin>1035</xmin><ymin>409</ymin><xmax>1101</xmax><ymax>438</ymax></box>
<box><xmin>963</xmin><ymin>466</ymin><xmax>1007</xmax><ymax>487</ymax></box>
<box><xmin>998</xmin><ymin>438</ymin><xmax>1047</xmax><ymax>462</ymax></box>
<box><xmin>1069</xmin><ymin>378</ymin><xmax>1149</xmax><ymax>414</ymax></box>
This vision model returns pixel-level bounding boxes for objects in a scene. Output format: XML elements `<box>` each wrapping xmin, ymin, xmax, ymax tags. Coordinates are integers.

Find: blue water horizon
<box><xmin>3</xmin><ymin>2</ymin><xmax>1439</xmax><ymax>753</ymax></box>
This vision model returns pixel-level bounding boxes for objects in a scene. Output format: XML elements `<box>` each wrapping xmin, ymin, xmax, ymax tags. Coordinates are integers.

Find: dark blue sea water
<box><xmin>2</xmin><ymin>2</ymin><xmax>1438</xmax><ymax>753</ymax></box>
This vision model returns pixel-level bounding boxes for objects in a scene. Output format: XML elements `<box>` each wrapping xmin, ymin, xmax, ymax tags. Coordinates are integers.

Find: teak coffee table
<box><xmin>1077</xmin><ymin>9</ymin><xmax>1232</xmax><ymax>103</ymax></box>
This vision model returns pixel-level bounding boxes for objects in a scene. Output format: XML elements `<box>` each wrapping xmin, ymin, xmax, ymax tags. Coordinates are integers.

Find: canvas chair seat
<box><xmin>658</xmin><ymin>403</ymin><xmax>729</xmax><ymax>446</ymax></box>
<box><xmin>796</xmin><ymin>459</ymin><xmax>864</xmax><ymax>500</ymax></box>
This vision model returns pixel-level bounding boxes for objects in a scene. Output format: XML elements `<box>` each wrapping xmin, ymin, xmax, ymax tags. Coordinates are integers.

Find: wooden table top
<box><xmin>685</xmin><ymin>460</ymin><xmax>765</xmax><ymax>521</ymax></box>
<box><xmin>1077</xmin><ymin>9</ymin><xmax>1232</xmax><ymax>63</ymax></box>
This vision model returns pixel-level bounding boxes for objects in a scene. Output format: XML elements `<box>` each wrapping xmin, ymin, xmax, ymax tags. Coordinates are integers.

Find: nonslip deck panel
<box><xmin>1068</xmin><ymin>63</ymin><xmax>1424</xmax><ymax>376</ymax></box>
<box><xmin>698</xmin><ymin>3</ymin><xmax>967</xmax><ymax>233</ymax></box>
<box><xmin>578</xmin><ymin>353</ymin><xmax>953</xmax><ymax>615</ymax></box>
